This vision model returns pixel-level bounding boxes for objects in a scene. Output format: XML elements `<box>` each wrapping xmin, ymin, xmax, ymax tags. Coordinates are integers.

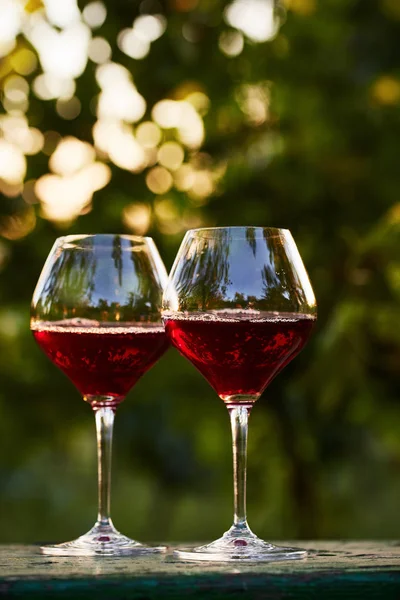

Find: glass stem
<box><xmin>229</xmin><ymin>405</ymin><xmax>251</xmax><ymax>530</ymax></box>
<box><xmin>94</xmin><ymin>406</ymin><xmax>115</xmax><ymax>527</ymax></box>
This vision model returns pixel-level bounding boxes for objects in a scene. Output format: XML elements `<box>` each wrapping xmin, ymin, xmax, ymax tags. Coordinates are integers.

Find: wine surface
<box><xmin>32</xmin><ymin>320</ymin><xmax>169</xmax><ymax>402</ymax></box>
<box><xmin>164</xmin><ymin>311</ymin><xmax>315</xmax><ymax>403</ymax></box>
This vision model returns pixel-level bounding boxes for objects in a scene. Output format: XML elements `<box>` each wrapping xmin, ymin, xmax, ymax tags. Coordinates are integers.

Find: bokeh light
<box><xmin>136</xmin><ymin>121</ymin><xmax>162</xmax><ymax>148</ymax></box>
<box><xmin>43</xmin><ymin>0</ymin><xmax>80</xmax><ymax>28</ymax></box>
<box><xmin>33</xmin><ymin>74</ymin><xmax>75</xmax><ymax>101</ymax></box>
<box><xmin>96</xmin><ymin>63</ymin><xmax>146</xmax><ymax>122</ymax></box>
<box><xmin>122</xmin><ymin>203</ymin><xmax>152</xmax><ymax>234</ymax></box>
<box><xmin>284</xmin><ymin>0</ymin><xmax>316</xmax><ymax>15</ymax></box>
<box><xmin>108</xmin><ymin>132</ymin><xmax>147</xmax><ymax>172</ymax></box>
<box><xmin>225</xmin><ymin>0</ymin><xmax>280</xmax><ymax>42</ymax></box>
<box><xmin>0</xmin><ymin>116</ymin><xmax>44</xmax><ymax>155</ymax></box>
<box><xmin>49</xmin><ymin>137</ymin><xmax>95</xmax><ymax>176</ymax></box>
<box><xmin>117</xmin><ymin>28</ymin><xmax>150</xmax><ymax>60</ymax></box>
<box><xmin>152</xmin><ymin>99</ymin><xmax>204</xmax><ymax>148</ymax></box>
<box><xmin>26</xmin><ymin>20</ymin><xmax>90</xmax><ymax>79</ymax></box>
<box><xmin>82</xmin><ymin>1</ymin><xmax>107</xmax><ymax>29</ymax></box>
<box><xmin>174</xmin><ymin>164</ymin><xmax>195</xmax><ymax>191</ymax></box>
<box><xmin>56</xmin><ymin>97</ymin><xmax>82</xmax><ymax>120</ymax></box>
<box><xmin>0</xmin><ymin>140</ymin><xmax>26</xmax><ymax>185</ymax></box>
<box><xmin>9</xmin><ymin>48</ymin><xmax>37</xmax><ymax>75</ymax></box>
<box><xmin>158</xmin><ymin>142</ymin><xmax>184</xmax><ymax>171</ymax></box>
<box><xmin>133</xmin><ymin>14</ymin><xmax>167</xmax><ymax>42</ymax></box>
<box><xmin>35</xmin><ymin>162</ymin><xmax>111</xmax><ymax>224</ymax></box>
<box><xmin>219</xmin><ymin>30</ymin><xmax>244</xmax><ymax>56</ymax></box>
<box><xmin>146</xmin><ymin>166</ymin><xmax>174</xmax><ymax>194</ymax></box>
<box><xmin>88</xmin><ymin>37</ymin><xmax>112</xmax><ymax>64</ymax></box>
<box><xmin>4</xmin><ymin>76</ymin><xmax>29</xmax><ymax>103</ymax></box>
<box><xmin>0</xmin><ymin>0</ymin><xmax>22</xmax><ymax>50</ymax></box>
<box><xmin>22</xmin><ymin>179</ymin><xmax>39</xmax><ymax>204</ymax></box>
<box><xmin>93</xmin><ymin>120</ymin><xmax>147</xmax><ymax>171</ymax></box>
<box><xmin>236</xmin><ymin>83</ymin><xmax>271</xmax><ymax>125</ymax></box>
<box><xmin>35</xmin><ymin>135</ymin><xmax>111</xmax><ymax>223</ymax></box>
<box><xmin>154</xmin><ymin>197</ymin><xmax>183</xmax><ymax>234</ymax></box>
<box><xmin>371</xmin><ymin>76</ymin><xmax>400</xmax><ymax>105</ymax></box>
<box><xmin>0</xmin><ymin>208</ymin><xmax>36</xmax><ymax>240</ymax></box>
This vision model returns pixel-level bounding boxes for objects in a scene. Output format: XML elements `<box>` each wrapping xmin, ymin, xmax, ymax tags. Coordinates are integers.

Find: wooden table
<box><xmin>0</xmin><ymin>542</ymin><xmax>399</xmax><ymax>598</ymax></box>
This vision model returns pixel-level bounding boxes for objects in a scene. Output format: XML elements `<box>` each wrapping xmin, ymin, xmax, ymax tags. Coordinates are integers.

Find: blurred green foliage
<box><xmin>0</xmin><ymin>0</ymin><xmax>400</xmax><ymax>543</ymax></box>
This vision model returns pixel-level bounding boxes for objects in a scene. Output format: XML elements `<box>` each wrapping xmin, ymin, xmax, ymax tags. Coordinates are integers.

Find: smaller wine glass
<box><xmin>163</xmin><ymin>226</ymin><xmax>317</xmax><ymax>562</ymax></box>
<box><xmin>31</xmin><ymin>234</ymin><xmax>169</xmax><ymax>556</ymax></box>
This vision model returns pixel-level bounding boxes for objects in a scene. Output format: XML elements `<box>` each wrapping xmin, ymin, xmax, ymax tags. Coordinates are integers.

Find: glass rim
<box><xmin>56</xmin><ymin>234</ymin><xmax>154</xmax><ymax>248</ymax></box>
<box><xmin>185</xmin><ymin>226</ymin><xmax>291</xmax><ymax>238</ymax></box>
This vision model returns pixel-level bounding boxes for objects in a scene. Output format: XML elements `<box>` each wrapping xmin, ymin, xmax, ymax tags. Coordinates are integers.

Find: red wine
<box><xmin>164</xmin><ymin>312</ymin><xmax>315</xmax><ymax>404</ymax></box>
<box><xmin>32</xmin><ymin>320</ymin><xmax>169</xmax><ymax>403</ymax></box>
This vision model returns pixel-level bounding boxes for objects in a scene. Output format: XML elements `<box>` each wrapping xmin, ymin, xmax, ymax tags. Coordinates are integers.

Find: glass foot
<box><xmin>173</xmin><ymin>525</ymin><xmax>307</xmax><ymax>562</ymax></box>
<box><xmin>41</xmin><ymin>521</ymin><xmax>166</xmax><ymax>556</ymax></box>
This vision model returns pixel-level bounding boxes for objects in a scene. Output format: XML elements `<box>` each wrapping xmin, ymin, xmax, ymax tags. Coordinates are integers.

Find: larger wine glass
<box><xmin>31</xmin><ymin>234</ymin><xmax>169</xmax><ymax>556</ymax></box>
<box><xmin>163</xmin><ymin>227</ymin><xmax>317</xmax><ymax>562</ymax></box>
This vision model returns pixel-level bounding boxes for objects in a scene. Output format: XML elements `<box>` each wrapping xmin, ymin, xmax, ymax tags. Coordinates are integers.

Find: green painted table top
<box><xmin>0</xmin><ymin>542</ymin><xmax>399</xmax><ymax>598</ymax></box>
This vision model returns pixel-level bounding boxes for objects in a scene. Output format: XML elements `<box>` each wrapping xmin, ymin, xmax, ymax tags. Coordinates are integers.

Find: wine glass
<box><xmin>31</xmin><ymin>234</ymin><xmax>169</xmax><ymax>556</ymax></box>
<box><xmin>162</xmin><ymin>226</ymin><xmax>317</xmax><ymax>562</ymax></box>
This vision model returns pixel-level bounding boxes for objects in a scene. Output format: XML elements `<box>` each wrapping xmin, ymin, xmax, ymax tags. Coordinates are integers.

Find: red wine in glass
<box><xmin>31</xmin><ymin>233</ymin><xmax>169</xmax><ymax>556</ymax></box>
<box><xmin>32</xmin><ymin>321</ymin><xmax>169</xmax><ymax>404</ymax></box>
<box><xmin>162</xmin><ymin>226</ymin><xmax>317</xmax><ymax>562</ymax></box>
<box><xmin>164</xmin><ymin>312</ymin><xmax>315</xmax><ymax>404</ymax></box>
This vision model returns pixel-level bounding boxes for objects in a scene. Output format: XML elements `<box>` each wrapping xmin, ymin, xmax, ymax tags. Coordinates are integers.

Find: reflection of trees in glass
<box><xmin>35</xmin><ymin>248</ymin><xmax>97</xmax><ymax>320</ymax></box>
<box><xmin>112</xmin><ymin>235</ymin><xmax>123</xmax><ymax>287</ymax></box>
<box><xmin>174</xmin><ymin>230</ymin><xmax>231</xmax><ymax>310</ymax></box>
<box><xmin>128</xmin><ymin>240</ymin><xmax>164</xmax><ymax>320</ymax></box>
<box><xmin>246</xmin><ymin>227</ymin><xmax>257</xmax><ymax>258</ymax></box>
<box><xmin>260</xmin><ymin>232</ymin><xmax>308</xmax><ymax>311</ymax></box>
<box><xmin>33</xmin><ymin>237</ymin><xmax>165</xmax><ymax>322</ymax></box>
<box><xmin>171</xmin><ymin>229</ymin><xmax>314</xmax><ymax>312</ymax></box>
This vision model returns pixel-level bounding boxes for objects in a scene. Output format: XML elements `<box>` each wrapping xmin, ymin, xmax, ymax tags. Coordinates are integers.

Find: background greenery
<box><xmin>0</xmin><ymin>0</ymin><xmax>400</xmax><ymax>543</ymax></box>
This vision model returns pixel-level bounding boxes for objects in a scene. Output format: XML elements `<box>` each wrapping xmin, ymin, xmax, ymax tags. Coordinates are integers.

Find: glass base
<box><xmin>173</xmin><ymin>525</ymin><xmax>307</xmax><ymax>563</ymax></box>
<box><xmin>41</xmin><ymin>521</ymin><xmax>167</xmax><ymax>557</ymax></box>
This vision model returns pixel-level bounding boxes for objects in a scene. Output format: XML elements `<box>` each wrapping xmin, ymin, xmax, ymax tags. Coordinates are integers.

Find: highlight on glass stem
<box><xmin>31</xmin><ymin>234</ymin><xmax>169</xmax><ymax>556</ymax></box>
<box><xmin>162</xmin><ymin>227</ymin><xmax>317</xmax><ymax>562</ymax></box>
